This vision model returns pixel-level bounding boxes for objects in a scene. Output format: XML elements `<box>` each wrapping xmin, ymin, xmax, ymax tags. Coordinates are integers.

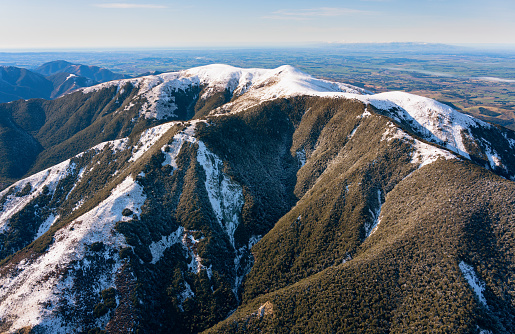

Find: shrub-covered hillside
<box><xmin>0</xmin><ymin>65</ymin><xmax>514</xmax><ymax>333</ymax></box>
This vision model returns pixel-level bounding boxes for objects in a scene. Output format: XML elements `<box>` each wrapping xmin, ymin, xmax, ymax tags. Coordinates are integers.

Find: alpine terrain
<box><xmin>0</xmin><ymin>61</ymin><xmax>130</xmax><ymax>104</ymax></box>
<box><xmin>0</xmin><ymin>64</ymin><xmax>515</xmax><ymax>333</ymax></box>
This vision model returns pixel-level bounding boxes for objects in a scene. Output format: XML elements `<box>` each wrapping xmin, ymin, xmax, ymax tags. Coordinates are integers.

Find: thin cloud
<box><xmin>263</xmin><ymin>7</ymin><xmax>371</xmax><ymax>20</ymax></box>
<box><xmin>94</xmin><ymin>3</ymin><xmax>167</xmax><ymax>9</ymax></box>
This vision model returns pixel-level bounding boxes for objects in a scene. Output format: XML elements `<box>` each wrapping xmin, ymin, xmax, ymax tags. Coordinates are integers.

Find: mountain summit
<box><xmin>35</xmin><ymin>60</ymin><xmax>130</xmax><ymax>83</ymax></box>
<box><xmin>0</xmin><ymin>65</ymin><xmax>514</xmax><ymax>333</ymax></box>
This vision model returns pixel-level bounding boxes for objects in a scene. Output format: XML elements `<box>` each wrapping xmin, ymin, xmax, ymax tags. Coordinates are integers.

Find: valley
<box><xmin>0</xmin><ymin>63</ymin><xmax>514</xmax><ymax>333</ymax></box>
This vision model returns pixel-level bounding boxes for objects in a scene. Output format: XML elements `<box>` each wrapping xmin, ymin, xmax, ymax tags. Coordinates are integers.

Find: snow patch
<box><xmin>0</xmin><ymin>159</ymin><xmax>76</xmax><ymax>233</ymax></box>
<box><xmin>129</xmin><ymin>122</ymin><xmax>176</xmax><ymax>162</ymax></box>
<box><xmin>182</xmin><ymin>231</ymin><xmax>210</xmax><ymax>277</ymax></box>
<box><xmin>233</xmin><ymin>235</ymin><xmax>262</xmax><ymax>296</ymax></box>
<box><xmin>459</xmin><ymin>261</ymin><xmax>488</xmax><ymax>307</ymax></box>
<box><xmin>160</xmin><ymin>121</ymin><xmax>203</xmax><ymax>171</ymax></box>
<box><xmin>365</xmin><ymin>189</ymin><xmax>382</xmax><ymax>238</ymax></box>
<box><xmin>296</xmin><ymin>149</ymin><xmax>307</xmax><ymax>167</ymax></box>
<box><xmin>412</xmin><ymin>140</ymin><xmax>456</xmax><ymax>168</ymax></box>
<box><xmin>483</xmin><ymin>145</ymin><xmax>504</xmax><ymax>170</ymax></box>
<box><xmin>381</xmin><ymin>123</ymin><xmax>456</xmax><ymax>168</ymax></box>
<box><xmin>197</xmin><ymin>141</ymin><xmax>244</xmax><ymax>248</ymax></box>
<box><xmin>149</xmin><ymin>227</ymin><xmax>184</xmax><ymax>264</ymax></box>
<box><xmin>478</xmin><ymin>327</ymin><xmax>493</xmax><ymax>334</ymax></box>
<box><xmin>0</xmin><ymin>176</ymin><xmax>146</xmax><ymax>332</ymax></box>
<box><xmin>177</xmin><ymin>281</ymin><xmax>195</xmax><ymax>311</ymax></box>
<box><xmin>362</xmin><ymin>108</ymin><xmax>372</xmax><ymax>118</ymax></box>
<box><xmin>36</xmin><ymin>214</ymin><xmax>59</xmax><ymax>239</ymax></box>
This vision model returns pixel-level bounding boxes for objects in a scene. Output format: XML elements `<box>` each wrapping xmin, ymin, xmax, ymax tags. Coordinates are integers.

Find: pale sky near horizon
<box><xmin>0</xmin><ymin>0</ymin><xmax>514</xmax><ymax>49</ymax></box>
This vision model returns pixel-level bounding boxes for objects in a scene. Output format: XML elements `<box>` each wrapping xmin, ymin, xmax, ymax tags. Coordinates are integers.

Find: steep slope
<box><xmin>209</xmin><ymin>159</ymin><xmax>515</xmax><ymax>334</ymax></box>
<box><xmin>0</xmin><ymin>106</ymin><xmax>43</xmax><ymax>181</ymax></box>
<box><xmin>46</xmin><ymin>72</ymin><xmax>97</xmax><ymax>98</ymax></box>
<box><xmin>0</xmin><ymin>64</ymin><xmax>514</xmax><ymax>333</ymax></box>
<box><xmin>0</xmin><ymin>66</ymin><xmax>53</xmax><ymax>103</ymax></box>
<box><xmin>0</xmin><ymin>64</ymin><xmax>363</xmax><ymax>184</ymax></box>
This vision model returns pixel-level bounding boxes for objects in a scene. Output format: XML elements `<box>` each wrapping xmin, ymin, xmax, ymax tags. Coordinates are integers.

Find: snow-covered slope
<box><xmin>82</xmin><ymin>64</ymin><xmax>365</xmax><ymax>120</ymax></box>
<box><xmin>0</xmin><ymin>117</ymin><xmax>249</xmax><ymax>332</ymax></box>
<box><xmin>1</xmin><ymin>64</ymin><xmax>515</xmax><ymax>333</ymax></box>
<box><xmin>78</xmin><ymin>64</ymin><xmax>515</xmax><ymax>178</ymax></box>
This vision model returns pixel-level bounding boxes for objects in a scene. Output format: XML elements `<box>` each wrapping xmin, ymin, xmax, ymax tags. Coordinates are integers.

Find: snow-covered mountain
<box><xmin>0</xmin><ymin>65</ymin><xmax>515</xmax><ymax>333</ymax></box>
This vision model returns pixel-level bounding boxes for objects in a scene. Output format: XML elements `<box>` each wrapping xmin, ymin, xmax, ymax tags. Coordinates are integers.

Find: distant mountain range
<box><xmin>0</xmin><ymin>60</ymin><xmax>130</xmax><ymax>103</ymax></box>
<box><xmin>0</xmin><ymin>64</ymin><xmax>515</xmax><ymax>333</ymax></box>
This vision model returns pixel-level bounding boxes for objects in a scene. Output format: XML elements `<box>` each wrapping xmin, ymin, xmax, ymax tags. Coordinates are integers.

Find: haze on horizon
<box><xmin>0</xmin><ymin>0</ymin><xmax>514</xmax><ymax>50</ymax></box>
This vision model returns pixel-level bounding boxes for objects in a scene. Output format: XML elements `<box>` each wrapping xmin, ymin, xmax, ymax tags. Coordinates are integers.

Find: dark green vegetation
<box><xmin>203</xmin><ymin>99</ymin><xmax>515</xmax><ymax>334</ymax></box>
<box><xmin>208</xmin><ymin>159</ymin><xmax>515</xmax><ymax>334</ymax></box>
<box><xmin>0</xmin><ymin>60</ymin><xmax>515</xmax><ymax>332</ymax></box>
<box><xmin>0</xmin><ymin>78</ymin><xmax>230</xmax><ymax>189</ymax></box>
<box><xmin>0</xmin><ymin>66</ymin><xmax>53</xmax><ymax>102</ymax></box>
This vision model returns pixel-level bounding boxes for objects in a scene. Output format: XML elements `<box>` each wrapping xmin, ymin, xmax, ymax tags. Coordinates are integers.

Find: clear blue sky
<box><xmin>0</xmin><ymin>0</ymin><xmax>514</xmax><ymax>49</ymax></box>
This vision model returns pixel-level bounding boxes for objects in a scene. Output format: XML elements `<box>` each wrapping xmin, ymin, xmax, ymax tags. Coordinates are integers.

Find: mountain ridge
<box><xmin>0</xmin><ymin>64</ymin><xmax>514</xmax><ymax>333</ymax></box>
<box><xmin>0</xmin><ymin>61</ymin><xmax>130</xmax><ymax>104</ymax></box>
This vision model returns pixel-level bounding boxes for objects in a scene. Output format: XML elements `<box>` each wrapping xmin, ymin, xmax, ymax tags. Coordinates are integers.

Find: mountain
<box><xmin>0</xmin><ymin>64</ymin><xmax>515</xmax><ymax>333</ymax></box>
<box><xmin>45</xmin><ymin>72</ymin><xmax>97</xmax><ymax>98</ymax></box>
<box><xmin>0</xmin><ymin>66</ymin><xmax>53</xmax><ymax>103</ymax></box>
<box><xmin>0</xmin><ymin>62</ymin><xmax>130</xmax><ymax>104</ymax></box>
<box><xmin>35</xmin><ymin>60</ymin><xmax>131</xmax><ymax>83</ymax></box>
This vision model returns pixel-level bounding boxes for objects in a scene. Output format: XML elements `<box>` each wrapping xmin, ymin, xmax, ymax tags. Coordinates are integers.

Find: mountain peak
<box><xmin>1</xmin><ymin>63</ymin><xmax>515</xmax><ymax>333</ymax></box>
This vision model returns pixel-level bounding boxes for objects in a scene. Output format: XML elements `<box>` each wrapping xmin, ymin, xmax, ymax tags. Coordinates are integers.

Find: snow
<box><xmin>365</xmin><ymin>189</ymin><xmax>382</xmax><ymax>238</ymax></box>
<box><xmin>0</xmin><ymin>159</ymin><xmax>75</xmax><ymax>233</ymax></box>
<box><xmin>129</xmin><ymin>122</ymin><xmax>176</xmax><ymax>162</ymax></box>
<box><xmin>81</xmin><ymin>64</ymin><xmax>365</xmax><ymax>119</ymax></box>
<box><xmin>160</xmin><ymin>121</ymin><xmax>201</xmax><ymax>171</ymax></box>
<box><xmin>177</xmin><ymin>281</ymin><xmax>194</xmax><ymax>311</ymax></box>
<box><xmin>411</xmin><ymin>140</ymin><xmax>456</xmax><ymax>168</ymax></box>
<box><xmin>483</xmin><ymin>145</ymin><xmax>504</xmax><ymax>170</ymax></box>
<box><xmin>0</xmin><ymin>134</ymin><xmax>136</xmax><ymax>237</ymax></box>
<box><xmin>108</xmin><ymin>138</ymin><xmax>130</xmax><ymax>153</ymax></box>
<box><xmin>77</xmin><ymin>64</ymin><xmax>510</xmax><ymax>178</ymax></box>
<box><xmin>158</xmin><ymin>119</ymin><xmax>244</xmax><ymax>248</ymax></box>
<box><xmin>478</xmin><ymin>327</ymin><xmax>493</xmax><ymax>334</ymax></box>
<box><xmin>182</xmin><ymin>231</ymin><xmax>210</xmax><ymax>276</ymax></box>
<box><xmin>0</xmin><ymin>176</ymin><xmax>146</xmax><ymax>332</ymax></box>
<box><xmin>138</xmin><ymin>73</ymin><xmax>197</xmax><ymax>119</ymax></box>
<box><xmin>233</xmin><ymin>235</ymin><xmax>262</xmax><ymax>296</ymax></box>
<box><xmin>2</xmin><ymin>62</ymin><xmax>511</xmax><ymax>330</ymax></box>
<box><xmin>296</xmin><ymin>149</ymin><xmax>307</xmax><ymax>167</ymax></box>
<box><xmin>149</xmin><ymin>226</ymin><xmax>184</xmax><ymax>264</ymax></box>
<box><xmin>362</xmin><ymin>107</ymin><xmax>372</xmax><ymax>118</ymax></box>
<box><xmin>36</xmin><ymin>214</ymin><xmax>59</xmax><ymax>239</ymax></box>
<box><xmin>459</xmin><ymin>261</ymin><xmax>488</xmax><ymax>307</ymax></box>
<box><xmin>365</xmin><ymin>91</ymin><xmax>486</xmax><ymax>159</ymax></box>
<box><xmin>348</xmin><ymin>124</ymin><xmax>360</xmax><ymax>140</ymax></box>
<box><xmin>197</xmin><ymin>141</ymin><xmax>244</xmax><ymax>248</ymax></box>
<box><xmin>382</xmin><ymin>123</ymin><xmax>457</xmax><ymax>168</ymax></box>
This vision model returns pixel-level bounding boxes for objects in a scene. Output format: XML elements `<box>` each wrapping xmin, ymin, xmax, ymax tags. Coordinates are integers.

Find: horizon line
<box><xmin>1</xmin><ymin>42</ymin><xmax>515</xmax><ymax>53</ymax></box>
